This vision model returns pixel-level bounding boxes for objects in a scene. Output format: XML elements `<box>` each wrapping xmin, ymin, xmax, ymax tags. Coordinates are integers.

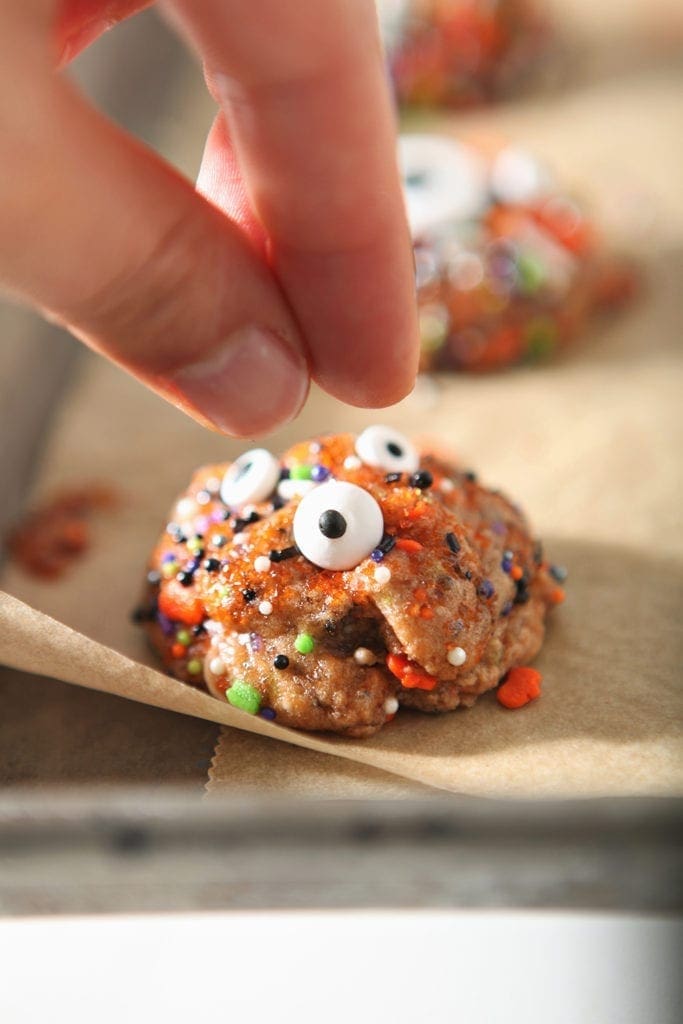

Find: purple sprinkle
<box><xmin>194</xmin><ymin>516</ymin><xmax>210</xmax><ymax>534</ymax></box>
<box><xmin>491</xmin><ymin>521</ymin><xmax>507</xmax><ymax>536</ymax></box>
<box><xmin>186</xmin><ymin>558</ymin><xmax>201</xmax><ymax>573</ymax></box>
<box><xmin>501</xmin><ymin>600</ymin><xmax>513</xmax><ymax>617</ymax></box>
<box><xmin>478</xmin><ymin>579</ymin><xmax>495</xmax><ymax>599</ymax></box>
<box><xmin>162</xmin><ymin>553</ymin><xmax>177</xmax><ymax>564</ymax></box>
<box><xmin>209</xmin><ymin>511</ymin><xmax>226</xmax><ymax>524</ymax></box>
<box><xmin>311</xmin><ymin>464</ymin><xmax>330</xmax><ymax>483</ymax></box>
<box><xmin>279</xmin><ymin>467</ymin><xmax>290</xmax><ymax>480</ymax></box>
<box><xmin>501</xmin><ymin>558</ymin><xmax>513</xmax><ymax>573</ymax></box>
<box><xmin>451</xmin><ymin>619</ymin><xmax>464</xmax><ymax>635</ymax></box>
<box><xmin>157</xmin><ymin>613</ymin><xmax>175</xmax><ymax>636</ymax></box>
<box><xmin>370</xmin><ymin>549</ymin><xmax>384</xmax><ymax>563</ymax></box>
<box><xmin>249</xmin><ymin>632</ymin><xmax>263</xmax><ymax>653</ymax></box>
<box><xmin>260</xmin><ymin>708</ymin><xmax>277</xmax><ymax>721</ymax></box>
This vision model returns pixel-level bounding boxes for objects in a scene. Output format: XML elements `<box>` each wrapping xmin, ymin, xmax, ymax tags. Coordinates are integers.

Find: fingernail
<box><xmin>169</xmin><ymin>326</ymin><xmax>309</xmax><ymax>437</ymax></box>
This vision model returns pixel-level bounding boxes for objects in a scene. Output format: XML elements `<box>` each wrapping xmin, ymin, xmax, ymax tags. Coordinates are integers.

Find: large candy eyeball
<box><xmin>355</xmin><ymin>426</ymin><xmax>419</xmax><ymax>474</ymax></box>
<box><xmin>293</xmin><ymin>481</ymin><xmax>384</xmax><ymax>571</ymax></box>
<box><xmin>220</xmin><ymin>449</ymin><xmax>280</xmax><ymax>508</ymax></box>
<box><xmin>398</xmin><ymin>134</ymin><xmax>488</xmax><ymax>237</ymax></box>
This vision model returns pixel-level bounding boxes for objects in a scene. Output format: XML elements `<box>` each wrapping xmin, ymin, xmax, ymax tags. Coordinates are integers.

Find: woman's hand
<box><xmin>0</xmin><ymin>1</ymin><xmax>418</xmax><ymax>436</ymax></box>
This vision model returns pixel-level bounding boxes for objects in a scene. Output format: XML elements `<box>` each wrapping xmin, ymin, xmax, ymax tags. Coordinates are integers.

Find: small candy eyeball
<box><xmin>355</xmin><ymin>426</ymin><xmax>419</xmax><ymax>474</ymax></box>
<box><xmin>489</xmin><ymin>146</ymin><xmax>550</xmax><ymax>207</ymax></box>
<box><xmin>220</xmin><ymin>449</ymin><xmax>280</xmax><ymax>508</ymax></box>
<box><xmin>398</xmin><ymin>133</ymin><xmax>488</xmax><ymax>237</ymax></box>
<box><xmin>293</xmin><ymin>481</ymin><xmax>384</xmax><ymax>571</ymax></box>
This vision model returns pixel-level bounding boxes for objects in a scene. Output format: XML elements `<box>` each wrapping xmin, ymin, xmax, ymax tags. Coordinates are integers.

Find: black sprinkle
<box><xmin>514</xmin><ymin>572</ymin><xmax>531</xmax><ymax>604</ymax></box>
<box><xmin>270</xmin><ymin>496</ymin><xmax>285</xmax><ymax>511</ymax></box>
<box><xmin>324</xmin><ymin>619</ymin><xmax>338</xmax><ymax>635</ymax></box>
<box><xmin>192</xmin><ymin>623</ymin><xmax>207</xmax><ymax>636</ymax></box>
<box><xmin>445</xmin><ymin>532</ymin><xmax>461</xmax><ymax>554</ymax></box>
<box><xmin>217</xmin><ymin>509</ymin><xmax>231</xmax><ymax>521</ymax></box>
<box><xmin>279</xmin><ymin>467</ymin><xmax>290</xmax><ymax>480</ymax></box>
<box><xmin>378</xmin><ymin>534</ymin><xmax>397</xmax><ymax>555</ymax></box>
<box><xmin>463</xmin><ymin>471</ymin><xmax>477</xmax><ymax>483</ymax></box>
<box><xmin>212</xmin><ymin>535</ymin><xmax>228</xmax><ymax>548</ymax></box>
<box><xmin>203</xmin><ymin>558</ymin><xmax>221</xmax><ymax>572</ymax></box>
<box><xmin>232</xmin><ymin>513</ymin><xmax>259</xmax><ymax>533</ymax></box>
<box><xmin>176</xmin><ymin>571</ymin><xmax>194</xmax><ymax>587</ymax></box>
<box><xmin>273</xmin><ymin>655</ymin><xmax>289</xmax><ymax>670</ymax></box>
<box><xmin>533</xmin><ymin>540</ymin><xmax>544</xmax><ymax>565</ymax></box>
<box><xmin>409</xmin><ymin>470</ymin><xmax>433</xmax><ymax>490</ymax></box>
<box><xmin>130</xmin><ymin>605</ymin><xmax>154</xmax><ymax>624</ymax></box>
<box><xmin>146</xmin><ymin>570</ymin><xmax>161</xmax><ymax>586</ymax></box>
<box><xmin>242</xmin><ymin>588</ymin><xmax>257</xmax><ymax>602</ymax></box>
<box><xmin>385</xmin><ymin>472</ymin><xmax>402</xmax><ymax>484</ymax></box>
<box><xmin>269</xmin><ymin>546</ymin><xmax>298</xmax><ymax>563</ymax></box>
<box><xmin>464</xmin><ymin>570</ymin><xmax>473</xmax><ymax>581</ymax></box>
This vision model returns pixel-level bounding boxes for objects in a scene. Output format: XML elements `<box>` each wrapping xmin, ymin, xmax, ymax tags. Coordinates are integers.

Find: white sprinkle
<box><xmin>278</xmin><ymin>478</ymin><xmax>317</xmax><ymax>501</ymax></box>
<box><xmin>258</xmin><ymin>601</ymin><xmax>273</xmax><ymax>616</ymax></box>
<box><xmin>447</xmin><ymin>646</ymin><xmax>467</xmax><ymax>667</ymax></box>
<box><xmin>205</xmin><ymin>476</ymin><xmax>222</xmax><ymax>494</ymax></box>
<box><xmin>209</xmin><ymin>657</ymin><xmax>225</xmax><ymax>676</ymax></box>
<box><xmin>374</xmin><ymin>565</ymin><xmax>391</xmax><ymax>586</ymax></box>
<box><xmin>237</xmin><ymin>633</ymin><xmax>251</xmax><ymax>646</ymax></box>
<box><xmin>384</xmin><ymin>696</ymin><xmax>399</xmax><ymax>715</ymax></box>
<box><xmin>196</xmin><ymin>490</ymin><xmax>211</xmax><ymax>506</ymax></box>
<box><xmin>353</xmin><ymin>647</ymin><xmax>377</xmax><ymax>666</ymax></box>
<box><xmin>175</xmin><ymin>498</ymin><xmax>196</xmax><ymax>519</ymax></box>
<box><xmin>254</xmin><ymin>556</ymin><xmax>271</xmax><ymax>573</ymax></box>
<box><xmin>343</xmin><ymin>455</ymin><xmax>362</xmax><ymax>471</ymax></box>
<box><xmin>439</xmin><ymin>478</ymin><xmax>455</xmax><ymax>493</ymax></box>
<box><xmin>233</xmin><ymin>532</ymin><xmax>247</xmax><ymax>546</ymax></box>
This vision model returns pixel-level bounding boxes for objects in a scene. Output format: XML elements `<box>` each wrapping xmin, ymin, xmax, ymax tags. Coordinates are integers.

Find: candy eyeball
<box><xmin>293</xmin><ymin>481</ymin><xmax>384</xmax><ymax>571</ymax></box>
<box><xmin>490</xmin><ymin>146</ymin><xmax>550</xmax><ymax>206</ymax></box>
<box><xmin>398</xmin><ymin>134</ymin><xmax>489</xmax><ymax>237</ymax></box>
<box><xmin>220</xmin><ymin>449</ymin><xmax>280</xmax><ymax>508</ymax></box>
<box><xmin>355</xmin><ymin>426</ymin><xmax>419</xmax><ymax>474</ymax></box>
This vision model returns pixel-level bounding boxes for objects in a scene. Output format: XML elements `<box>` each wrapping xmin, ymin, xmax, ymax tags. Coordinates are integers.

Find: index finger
<box><xmin>166</xmin><ymin>0</ymin><xmax>419</xmax><ymax>408</ymax></box>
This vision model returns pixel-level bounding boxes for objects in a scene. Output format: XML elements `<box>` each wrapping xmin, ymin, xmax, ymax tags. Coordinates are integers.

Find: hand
<box><xmin>0</xmin><ymin>1</ymin><xmax>418</xmax><ymax>436</ymax></box>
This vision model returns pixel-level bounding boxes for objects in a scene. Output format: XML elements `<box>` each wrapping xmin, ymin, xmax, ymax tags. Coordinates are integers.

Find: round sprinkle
<box><xmin>196</xmin><ymin>489</ymin><xmax>211</xmax><ymax>506</ymax></box>
<box><xmin>409</xmin><ymin>470</ymin><xmax>433</xmax><ymax>490</ymax></box>
<box><xmin>176</xmin><ymin>571</ymin><xmax>194</xmax><ymax>587</ymax></box>
<box><xmin>447</xmin><ymin>647</ymin><xmax>467</xmax><ymax>667</ymax></box>
<box><xmin>254</xmin><ymin>556</ymin><xmax>271</xmax><ymax>573</ymax></box>
<box><xmin>175</xmin><ymin>629</ymin><xmax>191</xmax><ymax>647</ymax></box>
<box><xmin>445</xmin><ymin>532</ymin><xmax>461</xmax><ymax>554</ymax></box>
<box><xmin>175</xmin><ymin>498</ymin><xmax>196</xmax><ymax>520</ymax></box>
<box><xmin>258</xmin><ymin>600</ymin><xmax>273</xmax><ymax>616</ymax></box>
<box><xmin>384</xmin><ymin>696</ymin><xmax>399</xmax><ymax>715</ymax></box>
<box><xmin>212</xmin><ymin>534</ymin><xmax>228</xmax><ymax>548</ymax></box>
<box><xmin>242</xmin><ymin>588</ymin><xmax>257</xmax><ymax>603</ymax></box>
<box><xmin>232</xmin><ymin>532</ymin><xmax>247</xmax><ymax>546</ymax></box>
<box><xmin>187</xmin><ymin>658</ymin><xmax>203</xmax><ymax>675</ymax></box>
<box><xmin>353</xmin><ymin>647</ymin><xmax>377</xmax><ymax>666</ymax></box>
<box><xmin>374</xmin><ymin>566</ymin><xmax>391</xmax><ymax>586</ymax></box>
<box><xmin>439</xmin><ymin>479</ymin><xmax>455</xmax><ymax>493</ymax></box>
<box><xmin>226</xmin><ymin>680</ymin><xmax>261</xmax><ymax>715</ymax></box>
<box><xmin>273</xmin><ymin>654</ymin><xmax>289</xmax><ymax>670</ymax></box>
<box><xmin>186</xmin><ymin>536</ymin><xmax>204</xmax><ymax>554</ymax></box>
<box><xmin>260</xmin><ymin>707</ymin><xmax>277</xmax><ymax>721</ymax></box>
<box><xmin>549</xmin><ymin>564</ymin><xmax>568</xmax><ymax>583</ymax></box>
<box><xmin>161</xmin><ymin>561</ymin><xmax>178</xmax><ymax>579</ymax></box>
<box><xmin>478</xmin><ymin>579</ymin><xmax>495</xmax><ymax>599</ymax></box>
<box><xmin>311</xmin><ymin>464</ymin><xmax>330</xmax><ymax>483</ymax></box>
<box><xmin>203</xmin><ymin>558</ymin><xmax>221</xmax><ymax>572</ymax></box>
<box><xmin>343</xmin><ymin>455</ymin><xmax>362</xmax><ymax>471</ymax></box>
<box><xmin>295</xmin><ymin>632</ymin><xmax>315</xmax><ymax>655</ymax></box>
<box><xmin>146</xmin><ymin>570</ymin><xmax>161</xmax><ymax>586</ymax></box>
<box><xmin>209</xmin><ymin>657</ymin><xmax>225</xmax><ymax>676</ymax></box>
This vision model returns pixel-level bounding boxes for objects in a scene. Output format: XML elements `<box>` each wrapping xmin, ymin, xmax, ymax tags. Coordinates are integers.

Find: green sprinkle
<box><xmin>419</xmin><ymin>308</ymin><xmax>449</xmax><ymax>353</ymax></box>
<box><xmin>516</xmin><ymin>253</ymin><xmax>545</xmax><ymax>295</ymax></box>
<box><xmin>186</xmin><ymin>536</ymin><xmax>203</xmax><ymax>554</ymax></box>
<box><xmin>294</xmin><ymin>632</ymin><xmax>315</xmax><ymax>655</ymax></box>
<box><xmin>161</xmin><ymin>561</ymin><xmax>178</xmax><ymax>578</ymax></box>
<box><xmin>187</xmin><ymin>658</ymin><xmax>203</xmax><ymax>675</ymax></box>
<box><xmin>226</xmin><ymin>679</ymin><xmax>262</xmax><ymax>715</ymax></box>
<box><xmin>175</xmin><ymin>629</ymin><xmax>192</xmax><ymax>647</ymax></box>
<box><xmin>290</xmin><ymin>463</ymin><xmax>313</xmax><ymax>481</ymax></box>
<box><xmin>525</xmin><ymin>317</ymin><xmax>557</xmax><ymax>360</ymax></box>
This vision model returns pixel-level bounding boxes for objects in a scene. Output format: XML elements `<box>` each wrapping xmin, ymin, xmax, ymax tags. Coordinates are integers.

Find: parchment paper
<box><xmin>1</xmin><ymin>71</ymin><xmax>682</xmax><ymax>798</ymax></box>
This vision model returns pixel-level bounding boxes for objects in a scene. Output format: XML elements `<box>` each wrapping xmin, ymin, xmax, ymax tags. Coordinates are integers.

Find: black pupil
<box><xmin>234</xmin><ymin>460</ymin><xmax>253</xmax><ymax>482</ymax></box>
<box><xmin>386</xmin><ymin>441</ymin><xmax>403</xmax><ymax>458</ymax></box>
<box><xmin>406</xmin><ymin>171</ymin><xmax>428</xmax><ymax>189</ymax></box>
<box><xmin>318</xmin><ymin>510</ymin><xmax>347</xmax><ymax>540</ymax></box>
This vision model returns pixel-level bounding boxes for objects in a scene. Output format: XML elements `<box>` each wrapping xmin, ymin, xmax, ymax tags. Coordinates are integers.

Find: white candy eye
<box><xmin>293</xmin><ymin>481</ymin><xmax>384</xmax><ymax>571</ymax></box>
<box><xmin>399</xmin><ymin>134</ymin><xmax>488</xmax><ymax>237</ymax></box>
<box><xmin>355</xmin><ymin>426</ymin><xmax>419</xmax><ymax>474</ymax></box>
<box><xmin>220</xmin><ymin>449</ymin><xmax>280</xmax><ymax>508</ymax></box>
<box><xmin>490</xmin><ymin>146</ymin><xmax>549</xmax><ymax>206</ymax></box>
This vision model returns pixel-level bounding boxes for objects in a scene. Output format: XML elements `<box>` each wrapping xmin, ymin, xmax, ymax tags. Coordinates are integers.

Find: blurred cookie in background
<box><xmin>400</xmin><ymin>133</ymin><xmax>638</xmax><ymax>373</ymax></box>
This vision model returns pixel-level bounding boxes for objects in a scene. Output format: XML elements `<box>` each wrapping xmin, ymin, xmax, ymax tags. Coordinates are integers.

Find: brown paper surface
<box><xmin>1</xmin><ymin>71</ymin><xmax>682</xmax><ymax>798</ymax></box>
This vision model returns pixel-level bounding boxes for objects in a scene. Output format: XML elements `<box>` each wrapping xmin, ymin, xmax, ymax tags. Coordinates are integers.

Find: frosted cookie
<box><xmin>136</xmin><ymin>429</ymin><xmax>565</xmax><ymax>737</ymax></box>
<box><xmin>400</xmin><ymin>134</ymin><xmax>637</xmax><ymax>372</ymax></box>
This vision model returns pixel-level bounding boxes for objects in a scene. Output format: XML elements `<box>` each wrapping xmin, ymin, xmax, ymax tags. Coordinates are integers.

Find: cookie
<box><xmin>137</xmin><ymin>429</ymin><xmax>565</xmax><ymax>737</ymax></box>
<box><xmin>400</xmin><ymin>133</ymin><xmax>638</xmax><ymax>372</ymax></box>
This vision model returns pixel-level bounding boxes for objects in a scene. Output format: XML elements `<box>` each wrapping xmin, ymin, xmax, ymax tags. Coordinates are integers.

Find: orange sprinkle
<box><xmin>413</xmin><ymin>587</ymin><xmax>428</xmax><ymax>602</ymax></box>
<box><xmin>170</xmin><ymin>643</ymin><xmax>186</xmax><ymax>659</ymax></box>
<box><xmin>158</xmin><ymin>582</ymin><xmax>205</xmax><ymax>626</ymax></box>
<box><xmin>401</xmin><ymin>671</ymin><xmax>438</xmax><ymax>692</ymax></box>
<box><xmin>407</xmin><ymin>603</ymin><xmax>421</xmax><ymax>618</ymax></box>
<box><xmin>510</xmin><ymin>565</ymin><xmax>523</xmax><ymax>581</ymax></box>
<box><xmin>386</xmin><ymin>653</ymin><xmax>410</xmax><ymax>679</ymax></box>
<box><xmin>549</xmin><ymin>587</ymin><xmax>566</xmax><ymax>605</ymax></box>
<box><xmin>497</xmin><ymin>667</ymin><xmax>542</xmax><ymax>709</ymax></box>
<box><xmin>420</xmin><ymin>607</ymin><xmax>434</xmax><ymax>620</ymax></box>
<box><xmin>396</xmin><ymin>538</ymin><xmax>423</xmax><ymax>553</ymax></box>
